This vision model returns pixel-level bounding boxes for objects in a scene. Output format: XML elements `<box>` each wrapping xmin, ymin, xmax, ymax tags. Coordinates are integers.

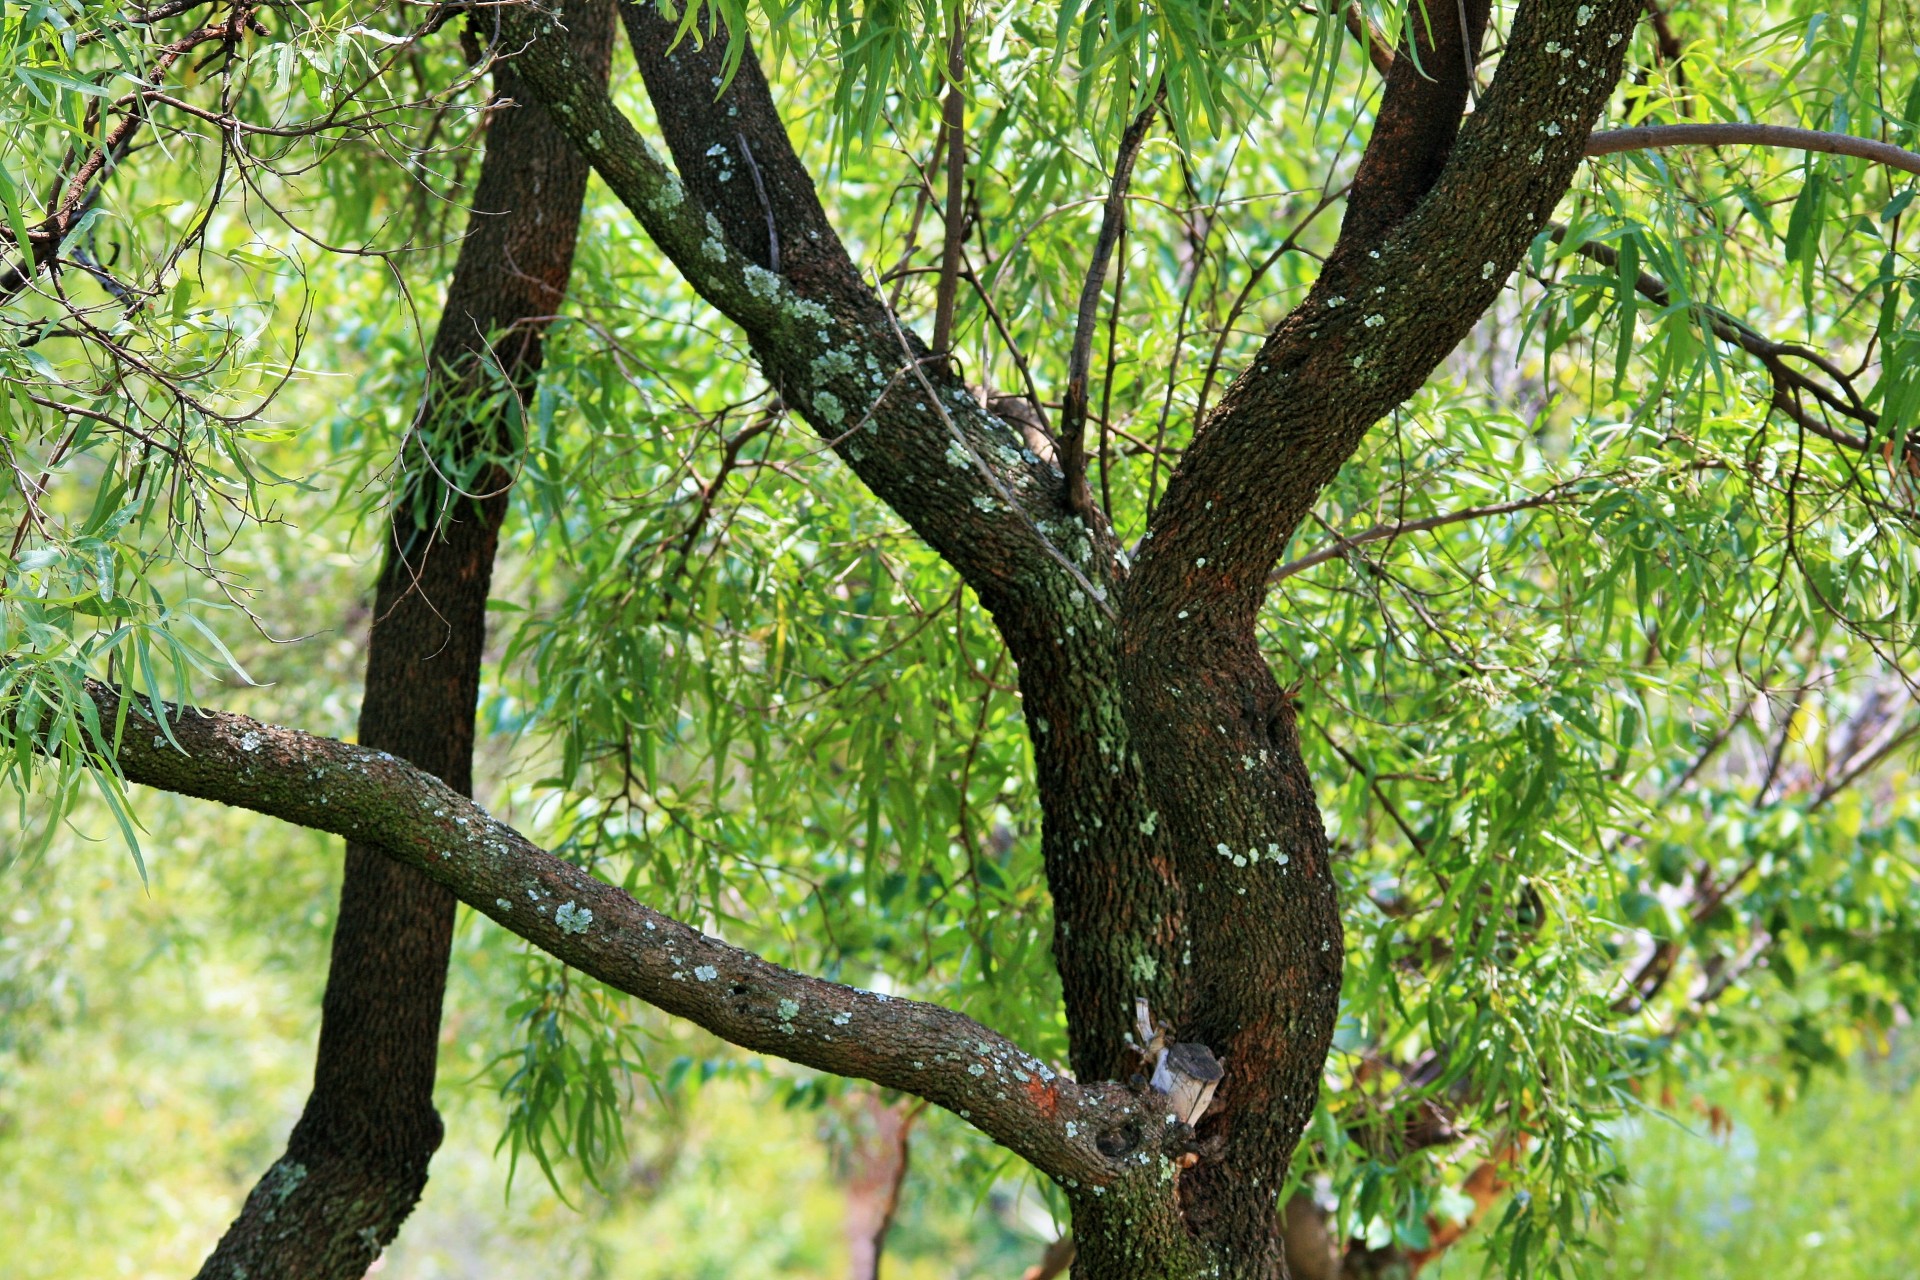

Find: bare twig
<box><xmin>1271</xmin><ymin>486</ymin><xmax>1575</xmax><ymax>583</ymax></box>
<box><xmin>931</xmin><ymin>1</ymin><xmax>967</xmax><ymax>354</ymax></box>
<box><xmin>1058</xmin><ymin>86</ymin><xmax>1161</xmax><ymax>521</ymax></box>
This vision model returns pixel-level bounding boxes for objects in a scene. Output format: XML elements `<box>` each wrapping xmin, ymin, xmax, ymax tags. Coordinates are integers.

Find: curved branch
<box><xmin>82</xmin><ymin>682</ymin><xmax>1148</xmax><ymax>1186</ymax></box>
<box><xmin>1584</xmin><ymin>123</ymin><xmax>1920</xmax><ymax>177</ymax></box>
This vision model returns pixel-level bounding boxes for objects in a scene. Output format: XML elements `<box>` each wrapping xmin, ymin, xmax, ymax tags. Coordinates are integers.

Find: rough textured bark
<box><xmin>191</xmin><ymin>7</ymin><xmax>615</xmax><ymax>1276</ymax></box>
<box><xmin>81</xmin><ymin>680</ymin><xmax>1172</xmax><ymax>1186</ymax></box>
<box><xmin>76</xmin><ymin>0</ymin><xmax>1659</xmax><ymax>1274</ymax></box>
<box><xmin>427</xmin><ymin>0</ymin><xmax>1651</xmax><ymax>1274</ymax></box>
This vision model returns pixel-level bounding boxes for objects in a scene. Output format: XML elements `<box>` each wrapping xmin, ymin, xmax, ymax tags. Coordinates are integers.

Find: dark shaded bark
<box><xmin>191</xmin><ymin>6</ymin><xmax>615</xmax><ymax>1276</ymax></box>
<box><xmin>466</xmin><ymin>0</ymin><xmax>1652</xmax><ymax>1274</ymax></box>
<box><xmin>80</xmin><ymin>679</ymin><xmax>1167</xmax><ymax>1186</ymax></box>
<box><xmin>610</xmin><ymin>1</ymin><xmax>1191</xmax><ymax>1102</ymax></box>
<box><xmin>68</xmin><ymin>0</ymin><xmax>1658</xmax><ymax>1275</ymax></box>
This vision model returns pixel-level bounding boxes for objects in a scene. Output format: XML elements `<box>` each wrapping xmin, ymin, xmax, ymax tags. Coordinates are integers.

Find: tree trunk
<box><xmin>192</xmin><ymin>7</ymin><xmax>615</xmax><ymax>1276</ymax></box>
<box><xmin>57</xmin><ymin>0</ymin><xmax>1655</xmax><ymax>1274</ymax></box>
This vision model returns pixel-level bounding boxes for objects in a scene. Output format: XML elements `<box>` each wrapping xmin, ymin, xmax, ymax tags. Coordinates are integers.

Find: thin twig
<box><xmin>1058</xmin><ymin>86</ymin><xmax>1161</xmax><ymax>521</ymax></box>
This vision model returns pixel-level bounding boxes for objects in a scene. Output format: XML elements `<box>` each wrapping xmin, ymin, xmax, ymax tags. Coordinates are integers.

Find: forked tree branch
<box><xmin>496</xmin><ymin>0</ymin><xmax>1117</xmax><ymax>625</ymax></box>
<box><xmin>77</xmin><ymin>681</ymin><xmax>1151</xmax><ymax>1185</ymax></box>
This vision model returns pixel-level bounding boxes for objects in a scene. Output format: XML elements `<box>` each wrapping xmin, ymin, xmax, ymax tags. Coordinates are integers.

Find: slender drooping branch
<box><xmin>80</xmin><ymin>682</ymin><xmax>1155</xmax><ymax>1186</ymax></box>
<box><xmin>1058</xmin><ymin>87</ymin><xmax>1161</xmax><ymax>522</ymax></box>
<box><xmin>0</xmin><ymin>10</ymin><xmax>254</xmax><ymax>303</ymax></box>
<box><xmin>1553</xmin><ymin>226</ymin><xmax>1876</xmax><ymax>451</ymax></box>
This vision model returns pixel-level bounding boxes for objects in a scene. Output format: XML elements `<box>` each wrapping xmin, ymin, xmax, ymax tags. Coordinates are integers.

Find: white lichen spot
<box><xmin>586</xmin><ymin>129</ymin><xmax>604</xmax><ymax>149</ymax></box>
<box><xmin>972</xmin><ymin>495</ymin><xmax>1000</xmax><ymax>512</ymax></box>
<box><xmin>1608</xmin><ymin>31</ymin><xmax>1622</xmax><ymax>44</ymax></box>
<box><xmin>944</xmin><ymin>440</ymin><xmax>971</xmax><ymax>468</ymax></box>
<box><xmin>554</xmin><ymin>901</ymin><xmax>593</xmax><ymax>934</ymax></box>
<box><xmin>1216</xmin><ymin>842</ymin><xmax>1233</xmax><ymax>858</ymax></box>
<box><xmin>1066</xmin><ymin>1120</ymin><xmax>1079</xmax><ymax>1138</ymax></box>
<box><xmin>832</xmin><ymin>1012</ymin><xmax>852</xmax><ymax>1026</ymax></box>
<box><xmin>815</xmin><ymin>391</ymin><xmax>846</xmax><ymax>425</ymax></box>
<box><xmin>1576</xmin><ymin>3</ymin><xmax>1593</xmax><ymax>24</ymax></box>
<box><xmin>1139</xmin><ymin>810</ymin><xmax>1159</xmax><ymax>836</ymax></box>
<box><xmin>1482</xmin><ymin>261</ymin><xmax>1498</xmax><ymax>279</ymax></box>
<box><xmin>1325</xmin><ymin>295</ymin><xmax>1346</xmax><ymax>308</ymax></box>
<box><xmin>743</xmin><ymin>264</ymin><xmax>780</xmax><ymax>300</ymax></box>
<box><xmin>1543</xmin><ymin>121</ymin><xmax>1563</xmax><ymax>137</ymax></box>
<box><xmin>968</xmin><ymin>1062</ymin><xmax>987</xmax><ymax>1076</ymax></box>
<box><xmin>238</xmin><ymin>731</ymin><xmax>262</xmax><ymax>753</ymax></box>
<box><xmin>777</xmin><ymin>998</ymin><xmax>801</xmax><ymax>1020</ymax></box>
<box><xmin>1364</xmin><ymin>313</ymin><xmax>1385</xmax><ymax>328</ymax></box>
<box><xmin>694</xmin><ymin>965</ymin><xmax>719</xmax><ymax>982</ymax></box>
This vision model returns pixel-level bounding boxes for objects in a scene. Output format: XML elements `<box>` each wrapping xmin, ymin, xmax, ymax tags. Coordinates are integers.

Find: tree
<box><xmin>3</xmin><ymin>0</ymin><xmax>1917</xmax><ymax>1277</ymax></box>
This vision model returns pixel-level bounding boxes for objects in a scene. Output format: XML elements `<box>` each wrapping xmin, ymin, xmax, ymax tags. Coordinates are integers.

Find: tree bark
<box><xmin>392</xmin><ymin>0</ymin><xmax>1652</xmax><ymax>1273</ymax></box>
<box><xmin>191</xmin><ymin>7</ymin><xmax>615</xmax><ymax>1276</ymax></box>
<box><xmin>63</xmin><ymin>0</ymin><xmax>1658</xmax><ymax>1274</ymax></box>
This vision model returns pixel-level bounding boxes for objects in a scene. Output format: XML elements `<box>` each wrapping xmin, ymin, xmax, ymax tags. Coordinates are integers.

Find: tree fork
<box><xmin>191</xmin><ymin>6</ymin><xmax>616</xmax><ymax>1276</ymax></box>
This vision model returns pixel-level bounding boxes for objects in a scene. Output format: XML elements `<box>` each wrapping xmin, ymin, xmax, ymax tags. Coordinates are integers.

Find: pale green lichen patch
<box><xmin>810</xmin><ymin>346</ymin><xmax>855</xmax><ymax>387</ymax></box>
<box><xmin>554</xmin><ymin>901</ymin><xmax>593</xmax><ymax>934</ymax></box>
<box><xmin>777</xmin><ymin>997</ymin><xmax>801</xmax><ymax>1020</ymax></box>
<box><xmin>743</xmin><ymin>264</ymin><xmax>781</xmax><ymax>300</ymax></box>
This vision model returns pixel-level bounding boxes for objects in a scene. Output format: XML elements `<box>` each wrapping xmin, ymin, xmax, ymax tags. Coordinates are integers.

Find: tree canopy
<box><xmin>2</xmin><ymin>0</ymin><xmax>1918</xmax><ymax>1275</ymax></box>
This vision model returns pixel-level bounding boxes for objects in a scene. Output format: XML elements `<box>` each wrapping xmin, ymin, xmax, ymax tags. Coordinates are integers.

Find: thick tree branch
<box><xmin>496</xmin><ymin>1</ymin><xmax>1114</xmax><ymax>628</ymax></box>
<box><xmin>1114</xmin><ymin>0</ymin><xmax>1644</xmax><ymax>1257</ymax></box>
<box><xmin>82</xmin><ymin>683</ymin><xmax>1155</xmax><ymax>1186</ymax></box>
<box><xmin>511</xmin><ymin>7</ymin><xmax>1194</xmax><ymax>1125</ymax></box>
